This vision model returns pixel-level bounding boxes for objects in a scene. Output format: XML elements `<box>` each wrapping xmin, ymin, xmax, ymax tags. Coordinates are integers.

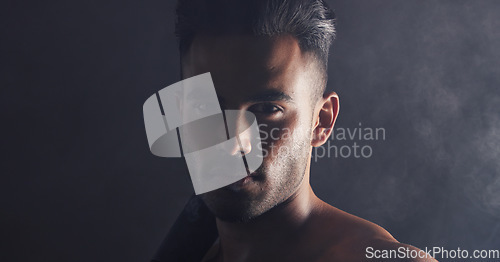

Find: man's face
<box><xmin>182</xmin><ymin>34</ymin><xmax>322</xmax><ymax>222</ymax></box>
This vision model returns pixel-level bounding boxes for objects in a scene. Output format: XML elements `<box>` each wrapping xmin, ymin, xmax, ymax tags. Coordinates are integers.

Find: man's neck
<box><xmin>214</xmin><ymin>175</ymin><xmax>322</xmax><ymax>261</ymax></box>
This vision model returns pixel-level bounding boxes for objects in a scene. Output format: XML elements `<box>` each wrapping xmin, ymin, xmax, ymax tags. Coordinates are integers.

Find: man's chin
<box><xmin>200</xmin><ymin>188</ymin><xmax>268</xmax><ymax>223</ymax></box>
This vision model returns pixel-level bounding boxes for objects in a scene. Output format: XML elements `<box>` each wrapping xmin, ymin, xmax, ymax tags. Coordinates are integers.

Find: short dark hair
<box><xmin>175</xmin><ymin>0</ymin><xmax>336</xmax><ymax>94</ymax></box>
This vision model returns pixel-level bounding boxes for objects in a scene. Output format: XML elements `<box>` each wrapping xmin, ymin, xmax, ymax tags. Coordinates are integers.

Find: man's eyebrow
<box><xmin>248</xmin><ymin>91</ymin><xmax>293</xmax><ymax>103</ymax></box>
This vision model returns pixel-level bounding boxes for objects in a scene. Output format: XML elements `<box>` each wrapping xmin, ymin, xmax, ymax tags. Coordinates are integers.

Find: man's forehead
<box><xmin>181</xmin><ymin>34</ymin><xmax>314</xmax><ymax>101</ymax></box>
<box><xmin>182</xmin><ymin>34</ymin><xmax>305</xmax><ymax>78</ymax></box>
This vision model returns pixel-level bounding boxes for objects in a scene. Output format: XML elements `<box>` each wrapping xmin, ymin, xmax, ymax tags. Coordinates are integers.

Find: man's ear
<box><xmin>312</xmin><ymin>92</ymin><xmax>339</xmax><ymax>147</ymax></box>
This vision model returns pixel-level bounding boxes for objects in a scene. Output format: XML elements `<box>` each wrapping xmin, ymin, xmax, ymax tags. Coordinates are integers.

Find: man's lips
<box><xmin>224</xmin><ymin>170</ymin><xmax>262</xmax><ymax>191</ymax></box>
<box><xmin>227</xmin><ymin>175</ymin><xmax>254</xmax><ymax>191</ymax></box>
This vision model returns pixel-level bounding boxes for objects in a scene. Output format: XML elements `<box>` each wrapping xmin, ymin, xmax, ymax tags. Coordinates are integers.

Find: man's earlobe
<box><xmin>312</xmin><ymin>92</ymin><xmax>339</xmax><ymax>147</ymax></box>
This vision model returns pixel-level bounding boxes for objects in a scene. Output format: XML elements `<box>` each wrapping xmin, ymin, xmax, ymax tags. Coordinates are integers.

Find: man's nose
<box><xmin>223</xmin><ymin>110</ymin><xmax>253</xmax><ymax>156</ymax></box>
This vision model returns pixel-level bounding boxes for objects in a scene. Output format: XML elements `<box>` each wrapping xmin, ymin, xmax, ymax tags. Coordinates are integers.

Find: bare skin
<box><xmin>202</xmin><ymin>181</ymin><xmax>435</xmax><ymax>262</ymax></box>
<box><xmin>181</xmin><ymin>34</ymin><xmax>436</xmax><ymax>262</ymax></box>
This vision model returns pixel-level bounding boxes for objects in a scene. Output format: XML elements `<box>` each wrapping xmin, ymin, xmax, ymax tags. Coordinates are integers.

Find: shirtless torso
<box><xmin>200</xmin><ymin>179</ymin><xmax>436</xmax><ymax>262</ymax></box>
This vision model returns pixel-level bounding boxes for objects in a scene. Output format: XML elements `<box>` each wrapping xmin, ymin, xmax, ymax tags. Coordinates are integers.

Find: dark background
<box><xmin>1</xmin><ymin>0</ymin><xmax>499</xmax><ymax>261</ymax></box>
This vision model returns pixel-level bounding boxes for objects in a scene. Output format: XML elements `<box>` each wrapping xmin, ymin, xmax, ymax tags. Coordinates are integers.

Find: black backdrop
<box><xmin>2</xmin><ymin>1</ymin><xmax>499</xmax><ymax>261</ymax></box>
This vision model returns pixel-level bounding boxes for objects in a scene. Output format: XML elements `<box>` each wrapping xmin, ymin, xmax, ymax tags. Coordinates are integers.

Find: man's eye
<box><xmin>249</xmin><ymin>103</ymin><xmax>283</xmax><ymax>115</ymax></box>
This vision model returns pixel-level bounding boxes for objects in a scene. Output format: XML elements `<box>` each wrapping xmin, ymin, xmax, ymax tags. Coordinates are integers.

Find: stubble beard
<box><xmin>201</xmin><ymin>128</ymin><xmax>312</xmax><ymax>223</ymax></box>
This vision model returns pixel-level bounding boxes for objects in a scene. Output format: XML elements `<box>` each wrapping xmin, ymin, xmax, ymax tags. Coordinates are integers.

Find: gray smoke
<box><xmin>311</xmin><ymin>0</ymin><xmax>500</xmax><ymax>254</ymax></box>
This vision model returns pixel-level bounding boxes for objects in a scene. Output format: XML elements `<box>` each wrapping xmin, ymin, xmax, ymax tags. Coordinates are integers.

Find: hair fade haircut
<box><xmin>175</xmin><ymin>0</ymin><xmax>337</xmax><ymax>94</ymax></box>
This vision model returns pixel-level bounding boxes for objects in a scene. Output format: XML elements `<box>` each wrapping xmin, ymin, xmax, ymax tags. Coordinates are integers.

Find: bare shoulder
<box><xmin>312</xmin><ymin>204</ymin><xmax>437</xmax><ymax>262</ymax></box>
